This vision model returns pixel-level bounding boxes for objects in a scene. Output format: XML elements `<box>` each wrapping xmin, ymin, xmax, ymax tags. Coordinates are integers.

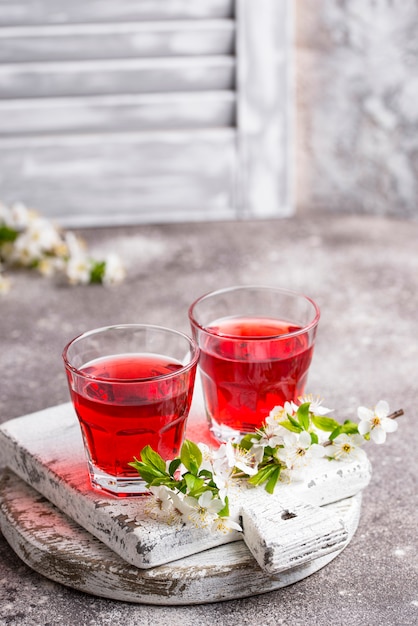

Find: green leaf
<box><xmin>0</xmin><ymin>224</ymin><xmax>18</xmax><ymax>244</ymax></box>
<box><xmin>310</xmin><ymin>431</ymin><xmax>319</xmax><ymax>445</ymax></box>
<box><xmin>329</xmin><ymin>426</ymin><xmax>342</xmax><ymax>441</ymax></box>
<box><xmin>140</xmin><ymin>446</ymin><xmax>167</xmax><ymax>474</ymax></box>
<box><xmin>127</xmin><ymin>462</ymin><xmax>161</xmax><ymax>485</ymax></box>
<box><xmin>239</xmin><ymin>433</ymin><xmax>256</xmax><ymax>450</ymax></box>
<box><xmin>265</xmin><ymin>465</ymin><xmax>282</xmax><ymax>494</ymax></box>
<box><xmin>183</xmin><ymin>472</ymin><xmax>205</xmax><ymax>496</ymax></box>
<box><xmin>297</xmin><ymin>403</ymin><xmax>311</xmax><ymax>431</ymax></box>
<box><xmin>263</xmin><ymin>445</ymin><xmax>276</xmax><ymax>458</ymax></box>
<box><xmin>341</xmin><ymin>419</ymin><xmax>360</xmax><ymax>434</ymax></box>
<box><xmin>218</xmin><ymin>495</ymin><xmax>230</xmax><ymax>518</ymax></box>
<box><xmin>168</xmin><ymin>458</ymin><xmax>181</xmax><ymax>476</ymax></box>
<box><xmin>180</xmin><ymin>439</ymin><xmax>202</xmax><ymax>474</ymax></box>
<box><xmin>329</xmin><ymin>420</ymin><xmax>359</xmax><ymax>441</ymax></box>
<box><xmin>89</xmin><ymin>260</ymin><xmax>106</xmax><ymax>284</ymax></box>
<box><xmin>311</xmin><ymin>415</ymin><xmax>341</xmax><ymax>432</ymax></box>
<box><xmin>198</xmin><ymin>469</ymin><xmax>213</xmax><ymax>480</ymax></box>
<box><xmin>248</xmin><ymin>463</ymin><xmax>279</xmax><ymax>487</ymax></box>
<box><xmin>278</xmin><ymin>418</ymin><xmax>302</xmax><ymax>433</ymax></box>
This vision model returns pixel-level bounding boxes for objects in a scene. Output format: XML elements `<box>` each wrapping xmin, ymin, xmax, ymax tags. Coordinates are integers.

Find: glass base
<box><xmin>87</xmin><ymin>462</ymin><xmax>149</xmax><ymax>497</ymax></box>
<box><xmin>208</xmin><ymin>415</ymin><xmax>246</xmax><ymax>444</ymax></box>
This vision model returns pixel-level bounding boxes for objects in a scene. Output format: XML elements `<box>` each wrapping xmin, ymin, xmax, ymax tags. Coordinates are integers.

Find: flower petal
<box><xmin>382</xmin><ymin>417</ymin><xmax>398</xmax><ymax>433</ymax></box>
<box><xmin>375</xmin><ymin>400</ymin><xmax>390</xmax><ymax>419</ymax></box>
<box><xmin>299</xmin><ymin>430</ymin><xmax>312</xmax><ymax>447</ymax></box>
<box><xmin>357</xmin><ymin>406</ymin><xmax>373</xmax><ymax>421</ymax></box>
<box><xmin>358</xmin><ymin>420</ymin><xmax>371</xmax><ymax>435</ymax></box>
<box><xmin>371</xmin><ymin>427</ymin><xmax>387</xmax><ymax>444</ymax></box>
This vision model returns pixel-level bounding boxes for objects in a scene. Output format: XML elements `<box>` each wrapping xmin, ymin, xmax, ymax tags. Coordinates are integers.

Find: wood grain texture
<box><xmin>236</xmin><ymin>0</ymin><xmax>292</xmax><ymax>218</ymax></box>
<box><xmin>0</xmin><ymin>21</ymin><xmax>235</xmax><ymax>63</ymax></box>
<box><xmin>0</xmin><ymin>130</ymin><xmax>238</xmax><ymax>226</ymax></box>
<box><xmin>0</xmin><ymin>57</ymin><xmax>235</xmax><ymax>99</ymax></box>
<box><xmin>0</xmin><ymin>402</ymin><xmax>371</xmax><ymax>572</ymax></box>
<box><xmin>240</xmin><ymin>491</ymin><xmax>348</xmax><ymax>574</ymax></box>
<box><xmin>0</xmin><ymin>0</ymin><xmax>234</xmax><ymax>26</ymax></box>
<box><xmin>0</xmin><ymin>468</ymin><xmax>363</xmax><ymax>605</ymax></box>
<box><xmin>0</xmin><ymin>0</ymin><xmax>292</xmax><ymax>225</ymax></box>
<box><xmin>0</xmin><ymin>92</ymin><xmax>236</xmax><ymax>135</ymax></box>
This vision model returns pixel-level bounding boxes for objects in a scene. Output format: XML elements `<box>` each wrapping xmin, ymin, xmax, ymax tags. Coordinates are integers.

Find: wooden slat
<box><xmin>0</xmin><ymin>20</ymin><xmax>235</xmax><ymax>63</ymax></box>
<box><xmin>0</xmin><ymin>57</ymin><xmax>235</xmax><ymax>99</ymax></box>
<box><xmin>0</xmin><ymin>130</ymin><xmax>238</xmax><ymax>226</ymax></box>
<box><xmin>0</xmin><ymin>0</ymin><xmax>234</xmax><ymax>26</ymax></box>
<box><xmin>235</xmin><ymin>0</ymin><xmax>292</xmax><ymax>218</ymax></box>
<box><xmin>0</xmin><ymin>92</ymin><xmax>236</xmax><ymax>136</ymax></box>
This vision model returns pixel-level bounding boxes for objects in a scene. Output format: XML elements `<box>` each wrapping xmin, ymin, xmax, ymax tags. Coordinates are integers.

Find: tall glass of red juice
<box><xmin>62</xmin><ymin>324</ymin><xmax>199</xmax><ymax>496</ymax></box>
<box><xmin>188</xmin><ymin>286</ymin><xmax>320</xmax><ymax>442</ymax></box>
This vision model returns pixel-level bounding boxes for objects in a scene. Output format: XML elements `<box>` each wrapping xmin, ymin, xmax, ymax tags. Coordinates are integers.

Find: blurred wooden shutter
<box><xmin>0</xmin><ymin>0</ymin><xmax>291</xmax><ymax>226</ymax></box>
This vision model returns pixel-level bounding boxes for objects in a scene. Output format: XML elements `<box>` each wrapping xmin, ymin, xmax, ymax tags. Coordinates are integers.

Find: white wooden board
<box><xmin>0</xmin><ymin>468</ymin><xmax>363</xmax><ymax>605</ymax></box>
<box><xmin>0</xmin><ymin>401</ymin><xmax>371</xmax><ymax>572</ymax></box>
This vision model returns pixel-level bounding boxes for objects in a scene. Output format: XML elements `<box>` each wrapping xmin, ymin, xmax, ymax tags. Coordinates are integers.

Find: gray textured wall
<box><xmin>295</xmin><ymin>0</ymin><xmax>418</xmax><ymax>219</ymax></box>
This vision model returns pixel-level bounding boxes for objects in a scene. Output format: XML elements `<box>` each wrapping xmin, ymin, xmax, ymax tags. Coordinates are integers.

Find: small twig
<box><xmin>322</xmin><ymin>408</ymin><xmax>404</xmax><ymax>448</ymax></box>
<box><xmin>388</xmin><ymin>409</ymin><xmax>404</xmax><ymax>420</ymax></box>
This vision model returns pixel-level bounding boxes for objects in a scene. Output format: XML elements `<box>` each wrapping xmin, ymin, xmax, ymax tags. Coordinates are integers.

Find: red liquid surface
<box><xmin>199</xmin><ymin>317</ymin><xmax>314</xmax><ymax>433</ymax></box>
<box><xmin>68</xmin><ymin>354</ymin><xmax>194</xmax><ymax>477</ymax></box>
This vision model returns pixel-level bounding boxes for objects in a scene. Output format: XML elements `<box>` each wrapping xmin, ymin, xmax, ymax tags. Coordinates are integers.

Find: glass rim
<box><xmin>188</xmin><ymin>285</ymin><xmax>321</xmax><ymax>341</ymax></box>
<box><xmin>62</xmin><ymin>323</ymin><xmax>200</xmax><ymax>384</ymax></box>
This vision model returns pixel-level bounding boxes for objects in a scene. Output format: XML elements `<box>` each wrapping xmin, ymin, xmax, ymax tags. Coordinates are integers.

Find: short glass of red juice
<box><xmin>188</xmin><ymin>286</ymin><xmax>320</xmax><ymax>442</ymax></box>
<box><xmin>62</xmin><ymin>324</ymin><xmax>199</xmax><ymax>496</ymax></box>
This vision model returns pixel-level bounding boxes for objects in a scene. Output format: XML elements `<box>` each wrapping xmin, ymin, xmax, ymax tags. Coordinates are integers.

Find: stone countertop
<box><xmin>0</xmin><ymin>212</ymin><xmax>417</xmax><ymax>626</ymax></box>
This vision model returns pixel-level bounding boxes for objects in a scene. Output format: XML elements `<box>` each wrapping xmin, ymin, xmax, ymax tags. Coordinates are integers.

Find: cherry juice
<box><xmin>69</xmin><ymin>353</ymin><xmax>193</xmax><ymax>478</ymax></box>
<box><xmin>198</xmin><ymin>316</ymin><xmax>314</xmax><ymax>434</ymax></box>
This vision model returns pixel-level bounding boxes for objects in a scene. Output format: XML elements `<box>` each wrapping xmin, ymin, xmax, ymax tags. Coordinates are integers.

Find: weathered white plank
<box><xmin>0</xmin><ymin>129</ymin><xmax>238</xmax><ymax>226</ymax></box>
<box><xmin>0</xmin><ymin>469</ymin><xmax>362</xmax><ymax>605</ymax></box>
<box><xmin>0</xmin><ymin>402</ymin><xmax>372</xmax><ymax>571</ymax></box>
<box><xmin>0</xmin><ymin>92</ymin><xmax>236</xmax><ymax>135</ymax></box>
<box><xmin>0</xmin><ymin>0</ymin><xmax>234</xmax><ymax>26</ymax></box>
<box><xmin>0</xmin><ymin>56</ymin><xmax>235</xmax><ymax>99</ymax></box>
<box><xmin>241</xmin><ymin>490</ymin><xmax>348</xmax><ymax>574</ymax></box>
<box><xmin>235</xmin><ymin>0</ymin><xmax>292</xmax><ymax>218</ymax></box>
<box><xmin>0</xmin><ymin>20</ymin><xmax>235</xmax><ymax>63</ymax></box>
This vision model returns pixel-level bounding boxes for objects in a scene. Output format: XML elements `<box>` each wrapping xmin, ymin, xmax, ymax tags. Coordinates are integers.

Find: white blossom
<box><xmin>266</xmin><ymin>401</ymin><xmax>298</xmax><ymax>426</ymax></box>
<box><xmin>183</xmin><ymin>491</ymin><xmax>225</xmax><ymax>528</ymax></box>
<box><xmin>327</xmin><ymin>434</ymin><xmax>365</xmax><ymax>461</ymax></box>
<box><xmin>252</xmin><ymin>421</ymin><xmax>287</xmax><ymax>450</ymax></box>
<box><xmin>148</xmin><ymin>485</ymin><xmax>174</xmax><ymax>513</ymax></box>
<box><xmin>65</xmin><ymin>255</ymin><xmax>91</xmax><ymax>285</ymax></box>
<box><xmin>357</xmin><ymin>400</ymin><xmax>398</xmax><ymax>444</ymax></box>
<box><xmin>210</xmin><ymin>515</ymin><xmax>242</xmax><ymax>535</ymax></box>
<box><xmin>276</xmin><ymin>430</ymin><xmax>325</xmax><ymax>471</ymax></box>
<box><xmin>298</xmin><ymin>394</ymin><xmax>333</xmax><ymax>415</ymax></box>
<box><xmin>1</xmin><ymin>201</ymin><xmax>126</xmax><ymax>290</ymax></box>
<box><xmin>102</xmin><ymin>253</ymin><xmax>126</xmax><ymax>286</ymax></box>
<box><xmin>6</xmin><ymin>202</ymin><xmax>34</xmax><ymax>229</ymax></box>
<box><xmin>12</xmin><ymin>216</ymin><xmax>62</xmax><ymax>266</ymax></box>
<box><xmin>225</xmin><ymin>441</ymin><xmax>262</xmax><ymax>476</ymax></box>
<box><xmin>145</xmin><ymin>485</ymin><xmax>175</xmax><ymax>520</ymax></box>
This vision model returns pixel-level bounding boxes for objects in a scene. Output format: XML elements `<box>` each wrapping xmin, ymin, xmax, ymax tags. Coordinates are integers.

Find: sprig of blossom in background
<box><xmin>130</xmin><ymin>398</ymin><xmax>402</xmax><ymax>535</ymax></box>
<box><xmin>0</xmin><ymin>201</ymin><xmax>125</xmax><ymax>293</ymax></box>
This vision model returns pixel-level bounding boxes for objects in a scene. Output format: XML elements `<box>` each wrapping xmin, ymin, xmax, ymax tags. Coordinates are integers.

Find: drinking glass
<box><xmin>63</xmin><ymin>324</ymin><xmax>199</xmax><ymax>496</ymax></box>
<box><xmin>189</xmin><ymin>286</ymin><xmax>320</xmax><ymax>441</ymax></box>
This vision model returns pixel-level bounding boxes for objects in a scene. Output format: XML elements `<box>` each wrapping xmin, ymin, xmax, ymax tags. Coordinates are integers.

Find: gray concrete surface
<box><xmin>0</xmin><ymin>212</ymin><xmax>417</xmax><ymax>626</ymax></box>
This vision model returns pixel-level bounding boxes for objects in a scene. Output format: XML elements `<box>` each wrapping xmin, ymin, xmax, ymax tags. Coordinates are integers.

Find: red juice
<box><xmin>198</xmin><ymin>316</ymin><xmax>314</xmax><ymax>433</ymax></box>
<box><xmin>68</xmin><ymin>353</ymin><xmax>194</xmax><ymax>478</ymax></box>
